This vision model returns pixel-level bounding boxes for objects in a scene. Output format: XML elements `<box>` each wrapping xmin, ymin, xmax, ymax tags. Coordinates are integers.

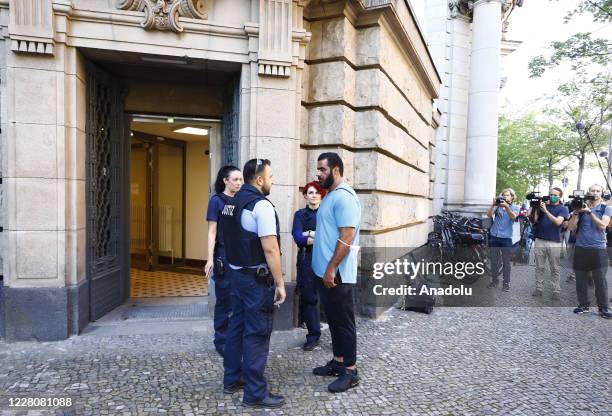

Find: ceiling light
<box><xmin>172</xmin><ymin>126</ymin><xmax>209</xmax><ymax>136</ymax></box>
<box><xmin>140</xmin><ymin>56</ymin><xmax>188</xmax><ymax>65</ymax></box>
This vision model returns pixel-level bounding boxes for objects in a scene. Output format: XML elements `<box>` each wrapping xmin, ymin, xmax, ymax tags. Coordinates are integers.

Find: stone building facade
<box><xmin>0</xmin><ymin>0</ymin><xmax>520</xmax><ymax>341</ymax></box>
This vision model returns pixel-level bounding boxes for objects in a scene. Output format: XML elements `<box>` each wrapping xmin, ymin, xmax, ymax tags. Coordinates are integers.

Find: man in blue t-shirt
<box><xmin>529</xmin><ymin>187</ymin><xmax>570</xmax><ymax>300</ymax></box>
<box><xmin>311</xmin><ymin>152</ymin><xmax>361</xmax><ymax>394</ymax></box>
<box><xmin>566</xmin><ymin>184</ymin><xmax>612</xmax><ymax>319</ymax></box>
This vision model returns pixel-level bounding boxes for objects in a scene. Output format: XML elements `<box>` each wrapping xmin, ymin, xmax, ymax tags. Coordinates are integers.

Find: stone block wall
<box><xmin>301</xmin><ymin>7</ymin><xmax>439</xmax><ymax>251</ymax></box>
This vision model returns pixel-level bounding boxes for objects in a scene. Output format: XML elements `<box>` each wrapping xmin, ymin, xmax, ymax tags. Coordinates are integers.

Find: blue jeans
<box><xmin>223</xmin><ymin>268</ymin><xmax>275</xmax><ymax>403</ymax></box>
<box><xmin>489</xmin><ymin>235</ymin><xmax>513</xmax><ymax>285</ymax></box>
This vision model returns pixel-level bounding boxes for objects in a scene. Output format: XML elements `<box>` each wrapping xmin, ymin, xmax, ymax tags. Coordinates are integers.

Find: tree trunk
<box><xmin>577</xmin><ymin>153</ymin><xmax>585</xmax><ymax>191</ymax></box>
<box><xmin>548</xmin><ymin>159</ymin><xmax>554</xmax><ymax>190</ymax></box>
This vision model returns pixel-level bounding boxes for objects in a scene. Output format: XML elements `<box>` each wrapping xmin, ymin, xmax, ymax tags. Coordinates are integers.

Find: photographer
<box><xmin>566</xmin><ymin>184</ymin><xmax>612</xmax><ymax>319</ymax></box>
<box><xmin>486</xmin><ymin>188</ymin><xmax>519</xmax><ymax>291</ymax></box>
<box><xmin>529</xmin><ymin>187</ymin><xmax>569</xmax><ymax>300</ymax></box>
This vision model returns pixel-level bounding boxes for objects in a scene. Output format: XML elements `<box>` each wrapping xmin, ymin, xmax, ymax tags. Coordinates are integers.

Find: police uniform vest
<box><xmin>213</xmin><ymin>192</ymin><xmax>231</xmax><ymax>254</ymax></box>
<box><xmin>220</xmin><ymin>184</ymin><xmax>280</xmax><ymax>267</ymax></box>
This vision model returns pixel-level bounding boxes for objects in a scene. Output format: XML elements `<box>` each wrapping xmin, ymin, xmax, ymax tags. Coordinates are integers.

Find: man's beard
<box><xmin>262</xmin><ymin>184</ymin><xmax>271</xmax><ymax>196</ymax></box>
<box><xmin>321</xmin><ymin>174</ymin><xmax>334</xmax><ymax>189</ymax></box>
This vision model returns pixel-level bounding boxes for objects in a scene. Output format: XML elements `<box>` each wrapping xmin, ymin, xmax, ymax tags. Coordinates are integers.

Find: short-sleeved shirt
<box><xmin>229</xmin><ymin>199</ymin><xmax>277</xmax><ymax>270</ymax></box>
<box><xmin>206</xmin><ymin>194</ymin><xmax>227</xmax><ymax>222</ymax></box>
<box><xmin>206</xmin><ymin>193</ymin><xmax>230</xmax><ymax>256</ymax></box>
<box><xmin>575</xmin><ymin>204</ymin><xmax>612</xmax><ymax>249</ymax></box>
<box><xmin>489</xmin><ymin>204</ymin><xmax>519</xmax><ymax>239</ymax></box>
<box><xmin>312</xmin><ymin>182</ymin><xmax>361</xmax><ymax>284</ymax></box>
<box><xmin>534</xmin><ymin>204</ymin><xmax>570</xmax><ymax>242</ymax></box>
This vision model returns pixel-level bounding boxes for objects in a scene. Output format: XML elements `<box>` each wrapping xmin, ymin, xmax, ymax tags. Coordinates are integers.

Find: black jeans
<box><xmin>316</xmin><ymin>273</ymin><xmax>357</xmax><ymax>367</ymax></box>
<box><xmin>573</xmin><ymin>247</ymin><xmax>609</xmax><ymax>308</ymax></box>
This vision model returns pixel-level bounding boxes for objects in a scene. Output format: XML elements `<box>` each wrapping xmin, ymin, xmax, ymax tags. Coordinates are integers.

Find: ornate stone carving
<box><xmin>8</xmin><ymin>0</ymin><xmax>55</xmax><ymax>55</ymax></box>
<box><xmin>448</xmin><ymin>0</ymin><xmax>473</xmax><ymax>19</ymax></box>
<box><xmin>449</xmin><ymin>0</ymin><xmax>522</xmax><ymax>20</ymax></box>
<box><xmin>116</xmin><ymin>0</ymin><xmax>208</xmax><ymax>33</ymax></box>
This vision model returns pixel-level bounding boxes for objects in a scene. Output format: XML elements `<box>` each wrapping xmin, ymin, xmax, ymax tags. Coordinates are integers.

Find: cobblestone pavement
<box><xmin>1</xmin><ymin>267</ymin><xmax>611</xmax><ymax>415</ymax></box>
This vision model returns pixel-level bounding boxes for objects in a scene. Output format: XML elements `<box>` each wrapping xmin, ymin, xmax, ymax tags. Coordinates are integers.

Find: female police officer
<box><xmin>292</xmin><ymin>181</ymin><xmax>326</xmax><ymax>351</ymax></box>
<box><xmin>205</xmin><ymin>165</ymin><xmax>242</xmax><ymax>357</ymax></box>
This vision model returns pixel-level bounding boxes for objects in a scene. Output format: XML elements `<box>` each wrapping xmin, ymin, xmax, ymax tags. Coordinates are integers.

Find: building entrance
<box><xmin>128</xmin><ymin>115</ymin><xmax>220</xmax><ymax>298</ymax></box>
<box><xmin>85</xmin><ymin>54</ymin><xmax>240</xmax><ymax>320</ymax></box>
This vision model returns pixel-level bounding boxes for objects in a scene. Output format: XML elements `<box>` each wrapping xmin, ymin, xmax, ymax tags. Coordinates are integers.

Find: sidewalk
<box><xmin>1</xmin><ymin>296</ymin><xmax>611</xmax><ymax>415</ymax></box>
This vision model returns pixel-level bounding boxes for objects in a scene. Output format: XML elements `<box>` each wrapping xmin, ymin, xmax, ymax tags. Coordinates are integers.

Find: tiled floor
<box><xmin>130</xmin><ymin>268</ymin><xmax>207</xmax><ymax>298</ymax></box>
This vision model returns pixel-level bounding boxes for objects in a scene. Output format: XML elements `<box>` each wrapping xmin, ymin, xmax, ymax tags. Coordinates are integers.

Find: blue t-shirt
<box><xmin>206</xmin><ymin>194</ymin><xmax>227</xmax><ymax>222</ymax></box>
<box><xmin>534</xmin><ymin>204</ymin><xmax>570</xmax><ymax>242</ymax></box>
<box><xmin>490</xmin><ymin>204</ymin><xmax>519</xmax><ymax>239</ymax></box>
<box><xmin>575</xmin><ymin>204</ymin><xmax>612</xmax><ymax>249</ymax></box>
<box><xmin>312</xmin><ymin>182</ymin><xmax>361</xmax><ymax>284</ymax></box>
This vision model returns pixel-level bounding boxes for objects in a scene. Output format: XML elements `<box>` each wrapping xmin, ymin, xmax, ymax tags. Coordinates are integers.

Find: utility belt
<box><xmin>237</xmin><ymin>265</ymin><xmax>274</xmax><ymax>286</ymax></box>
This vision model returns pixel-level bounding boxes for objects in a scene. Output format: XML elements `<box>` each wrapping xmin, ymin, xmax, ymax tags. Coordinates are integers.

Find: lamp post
<box><xmin>576</xmin><ymin>121</ymin><xmax>612</xmax><ymax>193</ymax></box>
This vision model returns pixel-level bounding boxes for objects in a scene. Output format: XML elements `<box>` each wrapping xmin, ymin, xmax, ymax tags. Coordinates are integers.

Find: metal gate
<box><xmin>86</xmin><ymin>62</ymin><xmax>130</xmax><ymax>321</ymax></box>
<box><xmin>221</xmin><ymin>75</ymin><xmax>240</xmax><ymax>166</ymax></box>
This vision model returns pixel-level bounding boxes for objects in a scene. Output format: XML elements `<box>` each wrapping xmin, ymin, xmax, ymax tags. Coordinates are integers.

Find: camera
<box><xmin>495</xmin><ymin>197</ymin><xmax>506</xmax><ymax>205</ymax></box>
<box><xmin>526</xmin><ymin>192</ymin><xmax>551</xmax><ymax>208</ymax></box>
<box><xmin>568</xmin><ymin>190</ymin><xmax>596</xmax><ymax>211</ymax></box>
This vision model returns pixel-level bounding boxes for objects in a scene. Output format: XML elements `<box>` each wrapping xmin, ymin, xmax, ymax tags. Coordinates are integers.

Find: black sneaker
<box><xmin>531</xmin><ymin>289</ymin><xmax>543</xmax><ymax>297</ymax></box>
<box><xmin>302</xmin><ymin>340</ymin><xmax>320</xmax><ymax>351</ymax></box>
<box><xmin>313</xmin><ymin>359</ymin><xmax>343</xmax><ymax>377</ymax></box>
<box><xmin>502</xmin><ymin>283</ymin><xmax>510</xmax><ymax>292</ymax></box>
<box><xmin>223</xmin><ymin>379</ymin><xmax>245</xmax><ymax>394</ymax></box>
<box><xmin>243</xmin><ymin>393</ymin><xmax>285</xmax><ymax>408</ymax></box>
<box><xmin>487</xmin><ymin>281</ymin><xmax>498</xmax><ymax>289</ymax></box>
<box><xmin>573</xmin><ymin>305</ymin><xmax>590</xmax><ymax>314</ymax></box>
<box><xmin>566</xmin><ymin>273</ymin><xmax>575</xmax><ymax>282</ymax></box>
<box><xmin>328</xmin><ymin>368</ymin><xmax>360</xmax><ymax>393</ymax></box>
<box><xmin>598</xmin><ymin>307</ymin><xmax>612</xmax><ymax>319</ymax></box>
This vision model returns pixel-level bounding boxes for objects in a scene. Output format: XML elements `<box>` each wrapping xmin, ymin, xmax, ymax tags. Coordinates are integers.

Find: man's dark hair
<box><xmin>552</xmin><ymin>187</ymin><xmax>563</xmax><ymax>198</ymax></box>
<box><xmin>243</xmin><ymin>158</ymin><xmax>271</xmax><ymax>183</ymax></box>
<box><xmin>317</xmin><ymin>152</ymin><xmax>344</xmax><ymax>176</ymax></box>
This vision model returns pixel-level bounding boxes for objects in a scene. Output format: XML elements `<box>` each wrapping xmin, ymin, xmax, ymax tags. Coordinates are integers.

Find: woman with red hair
<box><xmin>292</xmin><ymin>181</ymin><xmax>326</xmax><ymax>351</ymax></box>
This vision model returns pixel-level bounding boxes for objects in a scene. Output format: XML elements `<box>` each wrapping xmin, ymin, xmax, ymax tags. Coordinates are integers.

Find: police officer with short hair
<box><xmin>220</xmin><ymin>158</ymin><xmax>287</xmax><ymax>409</ymax></box>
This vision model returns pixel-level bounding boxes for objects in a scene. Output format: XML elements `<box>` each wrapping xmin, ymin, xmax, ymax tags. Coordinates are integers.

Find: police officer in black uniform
<box><xmin>220</xmin><ymin>158</ymin><xmax>287</xmax><ymax>409</ymax></box>
<box><xmin>292</xmin><ymin>181</ymin><xmax>325</xmax><ymax>351</ymax></box>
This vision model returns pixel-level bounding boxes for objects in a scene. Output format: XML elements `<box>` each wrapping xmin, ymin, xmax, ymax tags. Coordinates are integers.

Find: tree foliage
<box><xmin>529</xmin><ymin>0</ymin><xmax>612</xmax><ymax>77</ymax></box>
<box><xmin>497</xmin><ymin>114</ymin><xmax>572</xmax><ymax>199</ymax></box>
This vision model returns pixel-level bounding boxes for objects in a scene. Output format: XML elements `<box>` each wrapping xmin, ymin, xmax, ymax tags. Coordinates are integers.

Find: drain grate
<box><xmin>121</xmin><ymin>303</ymin><xmax>208</xmax><ymax>320</ymax></box>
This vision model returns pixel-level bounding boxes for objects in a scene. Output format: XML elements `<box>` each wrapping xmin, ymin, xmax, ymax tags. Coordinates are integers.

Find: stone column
<box><xmin>238</xmin><ymin>0</ymin><xmax>310</xmax><ymax>329</ymax></box>
<box><xmin>462</xmin><ymin>0</ymin><xmax>505</xmax><ymax>209</ymax></box>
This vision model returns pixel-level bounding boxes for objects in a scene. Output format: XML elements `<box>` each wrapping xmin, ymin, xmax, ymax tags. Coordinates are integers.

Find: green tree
<box><xmin>497</xmin><ymin>114</ymin><xmax>572</xmax><ymax>199</ymax></box>
<box><xmin>529</xmin><ymin>0</ymin><xmax>611</xmax><ymax>77</ymax></box>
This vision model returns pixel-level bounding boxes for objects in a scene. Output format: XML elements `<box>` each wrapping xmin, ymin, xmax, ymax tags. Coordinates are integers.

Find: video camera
<box><xmin>568</xmin><ymin>190</ymin><xmax>596</xmax><ymax>211</ymax></box>
<box><xmin>526</xmin><ymin>192</ymin><xmax>551</xmax><ymax>209</ymax></box>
